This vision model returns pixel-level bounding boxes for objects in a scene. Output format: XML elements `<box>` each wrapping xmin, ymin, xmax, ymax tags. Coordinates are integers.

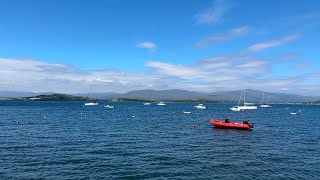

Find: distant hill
<box><xmin>73</xmin><ymin>92</ymin><xmax>122</xmax><ymax>99</ymax></box>
<box><xmin>25</xmin><ymin>94</ymin><xmax>89</xmax><ymax>101</ymax></box>
<box><xmin>208</xmin><ymin>89</ymin><xmax>318</xmax><ymax>103</ymax></box>
<box><xmin>0</xmin><ymin>91</ymin><xmax>54</xmax><ymax>98</ymax></box>
<box><xmin>110</xmin><ymin>89</ymin><xmax>208</xmax><ymax>100</ymax></box>
<box><xmin>0</xmin><ymin>89</ymin><xmax>318</xmax><ymax>103</ymax></box>
<box><xmin>104</xmin><ymin>89</ymin><xmax>319</xmax><ymax>103</ymax></box>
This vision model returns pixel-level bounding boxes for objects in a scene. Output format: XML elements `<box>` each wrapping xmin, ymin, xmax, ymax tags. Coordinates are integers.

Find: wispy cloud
<box><xmin>195</xmin><ymin>0</ymin><xmax>232</xmax><ymax>24</ymax></box>
<box><xmin>0</xmin><ymin>57</ymin><xmax>319</xmax><ymax>95</ymax></box>
<box><xmin>196</xmin><ymin>26</ymin><xmax>249</xmax><ymax>47</ymax></box>
<box><xmin>246</xmin><ymin>34</ymin><xmax>298</xmax><ymax>52</ymax></box>
<box><xmin>0</xmin><ymin>58</ymin><xmax>159</xmax><ymax>93</ymax></box>
<box><xmin>145</xmin><ymin>55</ymin><xmax>268</xmax><ymax>82</ymax></box>
<box><xmin>137</xmin><ymin>41</ymin><xmax>156</xmax><ymax>51</ymax></box>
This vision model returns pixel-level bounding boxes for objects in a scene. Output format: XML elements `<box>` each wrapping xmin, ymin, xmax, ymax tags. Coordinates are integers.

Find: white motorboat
<box><xmin>194</xmin><ymin>104</ymin><xmax>207</xmax><ymax>109</ymax></box>
<box><xmin>290</xmin><ymin>112</ymin><xmax>299</xmax><ymax>115</ymax></box>
<box><xmin>104</xmin><ymin>105</ymin><xmax>115</xmax><ymax>109</ymax></box>
<box><xmin>260</xmin><ymin>104</ymin><xmax>272</xmax><ymax>108</ymax></box>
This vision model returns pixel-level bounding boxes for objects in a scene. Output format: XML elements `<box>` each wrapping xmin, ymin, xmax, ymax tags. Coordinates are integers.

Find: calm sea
<box><xmin>0</xmin><ymin>101</ymin><xmax>319</xmax><ymax>179</ymax></box>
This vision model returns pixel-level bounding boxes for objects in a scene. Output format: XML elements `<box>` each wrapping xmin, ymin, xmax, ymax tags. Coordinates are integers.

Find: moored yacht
<box><xmin>194</xmin><ymin>104</ymin><xmax>207</xmax><ymax>109</ymax></box>
<box><xmin>260</xmin><ymin>104</ymin><xmax>272</xmax><ymax>108</ymax></box>
<box><xmin>84</xmin><ymin>100</ymin><xmax>98</xmax><ymax>106</ymax></box>
<box><xmin>157</xmin><ymin>101</ymin><xmax>166</xmax><ymax>106</ymax></box>
<box><xmin>230</xmin><ymin>90</ymin><xmax>257</xmax><ymax>111</ymax></box>
<box><xmin>260</xmin><ymin>92</ymin><xmax>272</xmax><ymax>108</ymax></box>
<box><xmin>84</xmin><ymin>88</ymin><xmax>98</xmax><ymax>106</ymax></box>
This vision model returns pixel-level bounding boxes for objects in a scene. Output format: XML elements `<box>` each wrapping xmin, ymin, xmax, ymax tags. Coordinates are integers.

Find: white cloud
<box><xmin>145</xmin><ymin>61</ymin><xmax>200</xmax><ymax>79</ymax></box>
<box><xmin>137</xmin><ymin>41</ymin><xmax>156</xmax><ymax>50</ymax></box>
<box><xmin>0</xmin><ymin>57</ymin><xmax>319</xmax><ymax>96</ymax></box>
<box><xmin>146</xmin><ymin>55</ymin><xmax>269</xmax><ymax>82</ymax></box>
<box><xmin>195</xmin><ymin>0</ymin><xmax>232</xmax><ymax>24</ymax></box>
<box><xmin>0</xmin><ymin>58</ymin><xmax>158</xmax><ymax>93</ymax></box>
<box><xmin>246</xmin><ymin>34</ymin><xmax>298</xmax><ymax>52</ymax></box>
<box><xmin>196</xmin><ymin>26</ymin><xmax>249</xmax><ymax>47</ymax></box>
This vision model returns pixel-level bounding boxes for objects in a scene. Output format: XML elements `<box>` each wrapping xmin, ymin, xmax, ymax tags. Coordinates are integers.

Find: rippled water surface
<box><xmin>1</xmin><ymin>101</ymin><xmax>319</xmax><ymax>179</ymax></box>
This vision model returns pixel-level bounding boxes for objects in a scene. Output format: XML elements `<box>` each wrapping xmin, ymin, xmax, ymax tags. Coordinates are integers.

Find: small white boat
<box><xmin>194</xmin><ymin>104</ymin><xmax>207</xmax><ymax>109</ymax></box>
<box><xmin>157</xmin><ymin>101</ymin><xmax>166</xmax><ymax>106</ymax></box>
<box><xmin>260</xmin><ymin>104</ymin><xmax>272</xmax><ymax>108</ymax></box>
<box><xmin>104</xmin><ymin>105</ymin><xmax>115</xmax><ymax>109</ymax></box>
<box><xmin>84</xmin><ymin>101</ymin><xmax>99</xmax><ymax>106</ymax></box>
<box><xmin>290</xmin><ymin>112</ymin><xmax>299</xmax><ymax>115</ymax></box>
<box><xmin>183</xmin><ymin>111</ymin><xmax>192</xmax><ymax>114</ymax></box>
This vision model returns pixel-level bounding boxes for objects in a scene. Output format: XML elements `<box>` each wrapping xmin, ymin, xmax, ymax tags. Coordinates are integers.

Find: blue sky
<box><xmin>0</xmin><ymin>0</ymin><xmax>320</xmax><ymax>95</ymax></box>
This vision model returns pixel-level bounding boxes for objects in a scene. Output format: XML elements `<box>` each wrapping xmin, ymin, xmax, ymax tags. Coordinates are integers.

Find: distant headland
<box><xmin>0</xmin><ymin>89</ymin><xmax>319</xmax><ymax>104</ymax></box>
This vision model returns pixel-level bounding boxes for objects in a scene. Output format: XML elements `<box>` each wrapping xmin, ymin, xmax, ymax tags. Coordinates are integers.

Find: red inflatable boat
<box><xmin>210</xmin><ymin>119</ymin><xmax>253</xmax><ymax>130</ymax></box>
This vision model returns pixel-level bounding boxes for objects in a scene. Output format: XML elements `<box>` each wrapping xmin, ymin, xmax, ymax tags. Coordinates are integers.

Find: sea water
<box><xmin>0</xmin><ymin>101</ymin><xmax>319</xmax><ymax>179</ymax></box>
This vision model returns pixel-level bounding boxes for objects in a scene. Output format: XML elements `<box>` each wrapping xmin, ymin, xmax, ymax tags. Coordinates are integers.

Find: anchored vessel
<box><xmin>210</xmin><ymin>119</ymin><xmax>253</xmax><ymax>130</ymax></box>
<box><xmin>230</xmin><ymin>90</ymin><xmax>257</xmax><ymax>111</ymax></box>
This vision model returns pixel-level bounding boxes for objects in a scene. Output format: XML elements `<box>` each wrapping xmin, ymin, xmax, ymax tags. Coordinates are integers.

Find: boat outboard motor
<box><xmin>243</xmin><ymin>121</ymin><xmax>253</xmax><ymax>128</ymax></box>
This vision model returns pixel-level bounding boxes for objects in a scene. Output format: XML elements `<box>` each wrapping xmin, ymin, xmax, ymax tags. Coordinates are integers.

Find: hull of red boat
<box><xmin>210</xmin><ymin>120</ymin><xmax>252</xmax><ymax>130</ymax></box>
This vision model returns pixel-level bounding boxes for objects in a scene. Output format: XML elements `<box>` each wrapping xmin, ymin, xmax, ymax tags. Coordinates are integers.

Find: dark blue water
<box><xmin>0</xmin><ymin>101</ymin><xmax>319</xmax><ymax>179</ymax></box>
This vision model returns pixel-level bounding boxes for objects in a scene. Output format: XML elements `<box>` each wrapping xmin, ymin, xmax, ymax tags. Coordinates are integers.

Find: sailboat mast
<box><xmin>87</xmin><ymin>88</ymin><xmax>91</xmax><ymax>100</ymax></box>
<box><xmin>238</xmin><ymin>90</ymin><xmax>243</xmax><ymax>106</ymax></box>
<box><xmin>243</xmin><ymin>89</ymin><xmax>246</xmax><ymax>104</ymax></box>
<box><xmin>261</xmin><ymin>92</ymin><xmax>264</xmax><ymax>105</ymax></box>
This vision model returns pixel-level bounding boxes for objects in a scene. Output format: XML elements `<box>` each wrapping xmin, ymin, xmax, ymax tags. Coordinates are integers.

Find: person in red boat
<box><xmin>225</xmin><ymin>119</ymin><xmax>230</xmax><ymax>123</ymax></box>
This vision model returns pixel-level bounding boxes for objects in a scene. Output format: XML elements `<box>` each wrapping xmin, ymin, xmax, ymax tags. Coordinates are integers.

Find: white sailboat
<box><xmin>143</xmin><ymin>97</ymin><xmax>151</xmax><ymax>105</ymax></box>
<box><xmin>260</xmin><ymin>92</ymin><xmax>272</xmax><ymax>108</ymax></box>
<box><xmin>84</xmin><ymin>101</ymin><xmax>99</xmax><ymax>106</ymax></box>
<box><xmin>157</xmin><ymin>101</ymin><xmax>166</xmax><ymax>106</ymax></box>
<box><xmin>230</xmin><ymin>91</ymin><xmax>244</xmax><ymax>111</ymax></box>
<box><xmin>84</xmin><ymin>89</ymin><xmax>98</xmax><ymax>106</ymax></box>
<box><xmin>157</xmin><ymin>96</ymin><xmax>166</xmax><ymax>106</ymax></box>
<box><xmin>230</xmin><ymin>90</ymin><xmax>257</xmax><ymax>111</ymax></box>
